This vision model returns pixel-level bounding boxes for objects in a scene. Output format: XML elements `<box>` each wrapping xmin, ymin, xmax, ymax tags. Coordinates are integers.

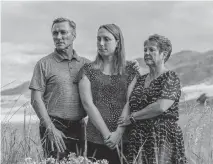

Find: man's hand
<box><xmin>132</xmin><ymin>60</ymin><xmax>140</xmax><ymax>72</ymax></box>
<box><xmin>131</xmin><ymin>59</ymin><xmax>144</xmax><ymax>75</ymax></box>
<box><xmin>46</xmin><ymin>124</ymin><xmax>67</xmax><ymax>152</ymax></box>
<box><xmin>104</xmin><ymin>131</ymin><xmax>122</xmax><ymax>150</ymax></box>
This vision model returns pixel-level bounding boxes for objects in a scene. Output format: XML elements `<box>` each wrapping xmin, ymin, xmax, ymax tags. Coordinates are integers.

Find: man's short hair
<box><xmin>52</xmin><ymin>17</ymin><xmax>76</xmax><ymax>37</ymax></box>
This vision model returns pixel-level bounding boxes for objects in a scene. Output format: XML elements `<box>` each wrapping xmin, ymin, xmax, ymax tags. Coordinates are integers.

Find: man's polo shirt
<box><xmin>29</xmin><ymin>49</ymin><xmax>90</xmax><ymax>120</ymax></box>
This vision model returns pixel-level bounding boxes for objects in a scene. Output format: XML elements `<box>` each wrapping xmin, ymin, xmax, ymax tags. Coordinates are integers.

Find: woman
<box><xmin>118</xmin><ymin>34</ymin><xmax>188</xmax><ymax>164</ymax></box>
<box><xmin>76</xmin><ymin>24</ymin><xmax>138</xmax><ymax>164</ymax></box>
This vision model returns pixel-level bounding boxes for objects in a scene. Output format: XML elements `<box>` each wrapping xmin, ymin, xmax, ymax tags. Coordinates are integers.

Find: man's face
<box><xmin>51</xmin><ymin>22</ymin><xmax>75</xmax><ymax>51</ymax></box>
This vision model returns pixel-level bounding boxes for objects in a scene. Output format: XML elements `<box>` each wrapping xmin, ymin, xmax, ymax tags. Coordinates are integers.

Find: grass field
<box><xmin>1</xmin><ymin>99</ymin><xmax>213</xmax><ymax>164</ymax></box>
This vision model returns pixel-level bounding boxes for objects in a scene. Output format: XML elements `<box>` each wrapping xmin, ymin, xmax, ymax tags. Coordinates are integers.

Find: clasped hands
<box><xmin>104</xmin><ymin>131</ymin><xmax>122</xmax><ymax>150</ymax></box>
<box><xmin>104</xmin><ymin>115</ymin><xmax>131</xmax><ymax>149</ymax></box>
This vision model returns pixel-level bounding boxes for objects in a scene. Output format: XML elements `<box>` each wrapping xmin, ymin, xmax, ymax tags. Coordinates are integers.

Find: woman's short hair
<box><xmin>51</xmin><ymin>17</ymin><xmax>76</xmax><ymax>38</ymax></box>
<box><xmin>93</xmin><ymin>24</ymin><xmax>126</xmax><ymax>75</ymax></box>
<box><xmin>144</xmin><ymin>34</ymin><xmax>172</xmax><ymax>63</ymax></box>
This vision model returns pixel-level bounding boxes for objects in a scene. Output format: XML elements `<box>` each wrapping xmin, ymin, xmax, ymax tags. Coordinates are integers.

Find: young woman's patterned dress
<box><xmin>76</xmin><ymin>62</ymin><xmax>137</xmax><ymax>145</ymax></box>
<box><xmin>126</xmin><ymin>71</ymin><xmax>188</xmax><ymax>164</ymax></box>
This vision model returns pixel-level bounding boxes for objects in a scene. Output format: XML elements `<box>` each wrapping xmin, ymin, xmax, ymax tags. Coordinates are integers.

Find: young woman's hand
<box><xmin>104</xmin><ymin>131</ymin><xmax>122</xmax><ymax>149</ymax></box>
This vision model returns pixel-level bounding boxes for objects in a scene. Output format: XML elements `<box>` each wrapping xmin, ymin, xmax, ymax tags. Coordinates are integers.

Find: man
<box><xmin>29</xmin><ymin>17</ymin><xmax>90</xmax><ymax>159</ymax></box>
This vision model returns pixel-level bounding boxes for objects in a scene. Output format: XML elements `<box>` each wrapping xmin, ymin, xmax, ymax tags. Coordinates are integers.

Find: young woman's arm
<box><xmin>79</xmin><ymin>74</ymin><xmax>111</xmax><ymax>140</ymax></box>
<box><xmin>104</xmin><ymin>76</ymin><xmax>137</xmax><ymax>149</ymax></box>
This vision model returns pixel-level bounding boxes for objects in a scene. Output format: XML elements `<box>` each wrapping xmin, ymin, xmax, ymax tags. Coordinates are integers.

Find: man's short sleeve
<box><xmin>29</xmin><ymin>61</ymin><xmax>46</xmax><ymax>92</ymax></box>
<box><xmin>74</xmin><ymin>63</ymin><xmax>92</xmax><ymax>84</ymax></box>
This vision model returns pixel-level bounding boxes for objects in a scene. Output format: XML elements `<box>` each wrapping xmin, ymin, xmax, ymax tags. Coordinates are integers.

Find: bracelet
<box><xmin>129</xmin><ymin>113</ymin><xmax>136</xmax><ymax>125</ymax></box>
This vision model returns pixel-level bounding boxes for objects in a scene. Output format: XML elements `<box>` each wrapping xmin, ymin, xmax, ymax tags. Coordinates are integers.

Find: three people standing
<box><xmin>30</xmin><ymin>17</ymin><xmax>187</xmax><ymax>164</ymax></box>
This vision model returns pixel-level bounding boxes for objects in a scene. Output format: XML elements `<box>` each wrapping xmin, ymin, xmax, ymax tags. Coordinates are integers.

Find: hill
<box><xmin>135</xmin><ymin>50</ymin><xmax>213</xmax><ymax>86</ymax></box>
<box><xmin>1</xmin><ymin>50</ymin><xmax>213</xmax><ymax>99</ymax></box>
<box><xmin>1</xmin><ymin>81</ymin><xmax>30</xmax><ymax>97</ymax></box>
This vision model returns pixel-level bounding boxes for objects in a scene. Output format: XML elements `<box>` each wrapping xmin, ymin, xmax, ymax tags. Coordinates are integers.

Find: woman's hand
<box><xmin>104</xmin><ymin>131</ymin><xmax>122</xmax><ymax>150</ymax></box>
<box><xmin>118</xmin><ymin>115</ymin><xmax>131</xmax><ymax>127</ymax></box>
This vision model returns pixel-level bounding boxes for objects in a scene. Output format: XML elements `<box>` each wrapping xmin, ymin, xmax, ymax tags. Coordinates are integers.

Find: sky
<box><xmin>1</xmin><ymin>1</ymin><xmax>213</xmax><ymax>86</ymax></box>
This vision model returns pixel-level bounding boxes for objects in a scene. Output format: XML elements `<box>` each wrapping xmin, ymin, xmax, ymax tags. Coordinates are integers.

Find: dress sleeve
<box><xmin>159</xmin><ymin>71</ymin><xmax>181</xmax><ymax>101</ymax></box>
<box><xmin>126</xmin><ymin>60</ymin><xmax>140</xmax><ymax>86</ymax></box>
<box><xmin>73</xmin><ymin>63</ymin><xmax>92</xmax><ymax>84</ymax></box>
<box><xmin>29</xmin><ymin>61</ymin><xmax>46</xmax><ymax>92</ymax></box>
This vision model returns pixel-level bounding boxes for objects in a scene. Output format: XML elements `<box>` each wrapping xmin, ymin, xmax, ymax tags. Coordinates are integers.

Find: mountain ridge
<box><xmin>1</xmin><ymin>50</ymin><xmax>213</xmax><ymax>97</ymax></box>
<box><xmin>135</xmin><ymin>50</ymin><xmax>213</xmax><ymax>86</ymax></box>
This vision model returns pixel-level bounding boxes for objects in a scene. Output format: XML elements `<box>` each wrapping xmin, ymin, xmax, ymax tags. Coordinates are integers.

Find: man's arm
<box><xmin>31</xmin><ymin>90</ymin><xmax>66</xmax><ymax>152</ymax></box>
<box><xmin>31</xmin><ymin>90</ymin><xmax>52</xmax><ymax>128</ymax></box>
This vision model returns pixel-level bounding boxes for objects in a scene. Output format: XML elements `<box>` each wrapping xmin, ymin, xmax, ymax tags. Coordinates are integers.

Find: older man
<box><xmin>29</xmin><ymin>17</ymin><xmax>90</xmax><ymax>159</ymax></box>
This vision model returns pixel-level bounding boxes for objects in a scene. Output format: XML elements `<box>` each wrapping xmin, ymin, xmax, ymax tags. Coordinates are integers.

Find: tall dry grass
<box><xmin>1</xmin><ymin>94</ymin><xmax>213</xmax><ymax>163</ymax></box>
<box><xmin>1</xmin><ymin>101</ymin><xmax>43</xmax><ymax>164</ymax></box>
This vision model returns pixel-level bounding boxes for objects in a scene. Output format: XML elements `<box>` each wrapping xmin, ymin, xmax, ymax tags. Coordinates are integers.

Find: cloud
<box><xmin>1</xmin><ymin>42</ymin><xmax>95</xmax><ymax>85</ymax></box>
<box><xmin>170</xmin><ymin>2</ymin><xmax>213</xmax><ymax>30</ymax></box>
<box><xmin>2</xmin><ymin>42</ymin><xmax>51</xmax><ymax>55</ymax></box>
<box><xmin>2</xmin><ymin>1</ymin><xmax>213</xmax><ymax>84</ymax></box>
<box><xmin>1</xmin><ymin>42</ymin><xmax>51</xmax><ymax>85</ymax></box>
<box><xmin>2</xmin><ymin>42</ymin><xmax>51</xmax><ymax>63</ymax></box>
<box><xmin>1</xmin><ymin>1</ymin><xmax>49</xmax><ymax>20</ymax></box>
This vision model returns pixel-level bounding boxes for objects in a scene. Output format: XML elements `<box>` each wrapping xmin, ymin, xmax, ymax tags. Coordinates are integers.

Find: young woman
<box><xmin>76</xmin><ymin>24</ymin><xmax>138</xmax><ymax>164</ymax></box>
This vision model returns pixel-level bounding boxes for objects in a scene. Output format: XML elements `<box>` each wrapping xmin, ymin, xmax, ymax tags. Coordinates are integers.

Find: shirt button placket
<box><xmin>68</xmin><ymin>61</ymin><xmax>72</xmax><ymax>70</ymax></box>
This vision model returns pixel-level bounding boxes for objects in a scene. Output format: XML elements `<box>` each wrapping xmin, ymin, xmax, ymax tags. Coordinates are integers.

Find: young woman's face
<box><xmin>144</xmin><ymin>41</ymin><xmax>165</xmax><ymax>66</ymax></box>
<box><xmin>97</xmin><ymin>28</ymin><xmax>118</xmax><ymax>56</ymax></box>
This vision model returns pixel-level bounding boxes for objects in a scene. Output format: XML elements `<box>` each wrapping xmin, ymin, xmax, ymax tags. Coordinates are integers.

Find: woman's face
<box><xmin>144</xmin><ymin>41</ymin><xmax>165</xmax><ymax>66</ymax></box>
<box><xmin>97</xmin><ymin>28</ymin><xmax>118</xmax><ymax>57</ymax></box>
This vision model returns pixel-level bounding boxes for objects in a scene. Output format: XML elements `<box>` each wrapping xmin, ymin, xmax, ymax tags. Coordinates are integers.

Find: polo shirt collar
<box><xmin>53</xmin><ymin>49</ymin><xmax>80</xmax><ymax>62</ymax></box>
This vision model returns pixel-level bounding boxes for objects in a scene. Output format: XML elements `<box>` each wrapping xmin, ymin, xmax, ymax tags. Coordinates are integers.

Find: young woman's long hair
<box><xmin>92</xmin><ymin>24</ymin><xmax>126</xmax><ymax>75</ymax></box>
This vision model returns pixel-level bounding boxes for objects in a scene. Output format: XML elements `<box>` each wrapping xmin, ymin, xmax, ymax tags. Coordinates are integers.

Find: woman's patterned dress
<box><xmin>126</xmin><ymin>71</ymin><xmax>188</xmax><ymax>164</ymax></box>
<box><xmin>76</xmin><ymin>62</ymin><xmax>137</xmax><ymax>144</ymax></box>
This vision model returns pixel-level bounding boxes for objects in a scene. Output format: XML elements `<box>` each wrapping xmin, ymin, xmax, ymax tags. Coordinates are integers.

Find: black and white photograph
<box><xmin>1</xmin><ymin>1</ymin><xmax>213</xmax><ymax>164</ymax></box>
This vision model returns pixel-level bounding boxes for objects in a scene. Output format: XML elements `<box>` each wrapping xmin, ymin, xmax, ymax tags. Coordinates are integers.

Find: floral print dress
<box><xmin>126</xmin><ymin>71</ymin><xmax>188</xmax><ymax>164</ymax></box>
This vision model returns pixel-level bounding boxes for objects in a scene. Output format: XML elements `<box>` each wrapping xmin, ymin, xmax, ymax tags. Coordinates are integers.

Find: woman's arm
<box><xmin>133</xmin><ymin>71</ymin><xmax>179</xmax><ymax>120</ymax></box>
<box><xmin>119</xmin><ymin>71</ymin><xmax>180</xmax><ymax>125</ymax></box>
<box><xmin>105</xmin><ymin>76</ymin><xmax>137</xmax><ymax>148</ymax></box>
<box><xmin>116</xmin><ymin>76</ymin><xmax>137</xmax><ymax>132</ymax></box>
<box><xmin>132</xmin><ymin>99</ymin><xmax>174</xmax><ymax>120</ymax></box>
<box><xmin>79</xmin><ymin>74</ymin><xmax>110</xmax><ymax>140</ymax></box>
<box><xmin>118</xmin><ymin>99</ymin><xmax>174</xmax><ymax>126</ymax></box>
